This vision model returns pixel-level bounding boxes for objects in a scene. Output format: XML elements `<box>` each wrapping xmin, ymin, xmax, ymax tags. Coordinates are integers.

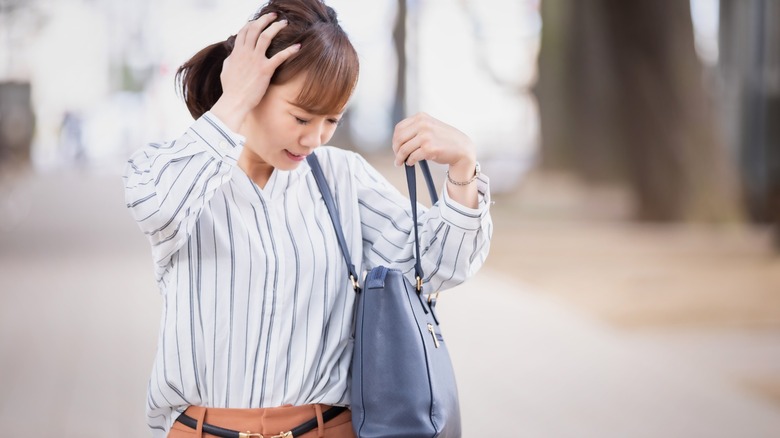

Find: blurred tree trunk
<box><xmin>391</xmin><ymin>0</ymin><xmax>407</xmax><ymax>125</ymax></box>
<box><xmin>720</xmin><ymin>0</ymin><xmax>780</xmax><ymax>247</ymax></box>
<box><xmin>537</xmin><ymin>0</ymin><xmax>742</xmax><ymax>222</ymax></box>
<box><xmin>0</xmin><ymin>82</ymin><xmax>35</xmax><ymax>168</ymax></box>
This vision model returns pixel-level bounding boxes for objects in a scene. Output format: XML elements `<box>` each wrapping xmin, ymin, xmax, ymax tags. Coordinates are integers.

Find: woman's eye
<box><xmin>328</xmin><ymin>118</ymin><xmax>342</xmax><ymax>126</ymax></box>
<box><xmin>294</xmin><ymin>117</ymin><xmax>310</xmax><ymax>125</ymax></box>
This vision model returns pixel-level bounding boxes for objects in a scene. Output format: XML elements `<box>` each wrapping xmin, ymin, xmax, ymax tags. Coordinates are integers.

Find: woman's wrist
<box><xmin>447</xmin><ymin>158</ymin><xmax>478</xmax><ymax>184</ymax></box>
<box><xmin>210</xmin><ymin>96</ymin><xmax>251</xmax><ymax>133</ymax></box>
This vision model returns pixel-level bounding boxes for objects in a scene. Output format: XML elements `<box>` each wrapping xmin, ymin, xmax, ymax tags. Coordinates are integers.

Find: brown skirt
<box><xmin>167</xmin><ymin>404</ymin><xmax>355</xmax><ymax>438</ymax></box>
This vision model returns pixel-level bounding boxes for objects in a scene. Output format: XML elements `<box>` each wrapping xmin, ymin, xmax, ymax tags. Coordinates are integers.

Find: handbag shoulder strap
<box><xmin>307</xmin><ymin>153</ymin><xmax>360</xmax><ymax>291</ymax></box>
<box><xmin>306</xmin><ymin>153</ymin><xmax>437</xmax><ymax>293</ymax></box>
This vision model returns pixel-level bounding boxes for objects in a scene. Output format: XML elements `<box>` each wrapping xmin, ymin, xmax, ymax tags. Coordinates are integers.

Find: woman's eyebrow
<box><xmin>285</xmin><ymin>100</ymin><xmax>344</xmax><ymax>117</ymax></box>
<box><xmin>286</xmin><ymin>100</ymin><xmax>312</xmax><ymax>112</ymax></box>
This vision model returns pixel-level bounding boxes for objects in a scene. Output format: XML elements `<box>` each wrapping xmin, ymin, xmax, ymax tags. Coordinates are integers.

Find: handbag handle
<box><xmin>306</xmin><ymin>154</ymin><xmax>437</xmax><ymax>293</ymax></box>
<box><xmin>405</xmin><ymin>162</ymin><xmax>438</xmax><ymax>291</ymax></box>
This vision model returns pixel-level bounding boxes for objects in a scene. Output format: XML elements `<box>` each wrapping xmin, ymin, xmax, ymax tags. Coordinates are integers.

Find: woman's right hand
<box><xmin>211</xmin><ymin>13</ymin><xmax>301</xmax><ymax>132</ymax></box>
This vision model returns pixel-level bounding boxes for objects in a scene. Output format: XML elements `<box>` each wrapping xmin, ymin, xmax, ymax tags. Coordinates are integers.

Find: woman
<box><xmin>124</xmin><ymin>0</ymin><xmax>492</xmax><ymax>436</ymax></box>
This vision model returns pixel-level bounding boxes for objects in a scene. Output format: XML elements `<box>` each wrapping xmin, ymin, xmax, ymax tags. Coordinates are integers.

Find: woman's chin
<box><xmin>274</xmin><ymin>159</ymin><xmax>303</xmax><ymax>171</ymax></box>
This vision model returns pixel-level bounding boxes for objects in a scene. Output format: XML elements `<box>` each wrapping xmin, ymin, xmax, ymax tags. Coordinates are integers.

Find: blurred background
<box><xmin>1</xmin><ymin>0</ymin><xmax>779</xmax><ymax>436</ymax></box>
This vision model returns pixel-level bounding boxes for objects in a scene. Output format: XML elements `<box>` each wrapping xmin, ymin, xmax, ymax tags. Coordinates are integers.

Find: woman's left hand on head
<box><xmin>392</xmin><ymin>113</ymin><xmax>476</xmax><ymax>170</ymax></box>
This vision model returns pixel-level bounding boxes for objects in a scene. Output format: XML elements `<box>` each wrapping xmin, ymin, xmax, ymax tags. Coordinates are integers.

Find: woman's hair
<box><xmin>176</xmin><ymin>0</ymin><xmax>359</xmax><ymax>119</ymax></box>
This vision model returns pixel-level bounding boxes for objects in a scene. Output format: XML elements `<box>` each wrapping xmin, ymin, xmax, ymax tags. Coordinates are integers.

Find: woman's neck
<box><xmin>238</xmin><ymin>148</ymin><xmax>274</xmax><ymax>189</ymax></box>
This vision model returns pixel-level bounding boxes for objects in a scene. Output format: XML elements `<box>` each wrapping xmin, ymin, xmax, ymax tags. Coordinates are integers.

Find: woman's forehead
<box><xmin>273</xmin><ymin>75</ymin><xmax>344</xmax><ymax>115</ymax></box>
<box><xmin>274</xmin><ymin>74</ymin><xmax>307</xmax><ymax>98</ymax></box>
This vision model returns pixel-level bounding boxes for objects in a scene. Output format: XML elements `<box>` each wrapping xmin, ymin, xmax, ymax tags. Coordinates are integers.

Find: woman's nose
<box><xmin>300</xmin><ymin>121</ymin><xmax>333</xmax><ymax>148</ymax></box>
<box><xmin>300</xmin><ymin>124</ymin><xmax>323</xmax><ymax>148</ymax></box>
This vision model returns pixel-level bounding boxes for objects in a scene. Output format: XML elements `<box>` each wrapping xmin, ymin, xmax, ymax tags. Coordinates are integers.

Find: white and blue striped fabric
<box><xmin>123</xmin><ymin>111</ymin><xmax>492</xmax><ymax>437</ymax></box>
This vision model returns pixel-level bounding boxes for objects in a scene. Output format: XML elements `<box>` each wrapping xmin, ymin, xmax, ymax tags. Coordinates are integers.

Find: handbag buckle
<box><xmin>350</xmin><ymin>274</ymin><xmax>360</xmax><ymax>291</ymax></box>
<box><xmin>416</xmin><ymin>276</ymin><xmax>422</xmax><ymax>292</ymax></box>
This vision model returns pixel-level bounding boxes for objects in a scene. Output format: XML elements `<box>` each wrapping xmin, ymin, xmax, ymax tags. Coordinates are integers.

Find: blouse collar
<box><xmin>231</xmin><ymin>160</ymin><xmax>312</xmax><ymax>202</ymax></box>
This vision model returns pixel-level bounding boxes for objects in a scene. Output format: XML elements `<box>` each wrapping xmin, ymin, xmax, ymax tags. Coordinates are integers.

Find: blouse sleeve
<box><xmin>352</xmin><ymin>153</ymin><xmax>493</xmax><ymax>292</ymax></box>
<box><xmin>123</xmin><ymin>112</ymin><xmax>245</xmax><ymax>277</ymax></box>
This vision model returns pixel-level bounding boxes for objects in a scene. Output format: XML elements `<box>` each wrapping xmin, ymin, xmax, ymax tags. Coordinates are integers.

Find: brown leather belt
<box><xmin>175</xmin><ymin>406</ymin><xmax>348</xmax><ymax>438</ymax></box>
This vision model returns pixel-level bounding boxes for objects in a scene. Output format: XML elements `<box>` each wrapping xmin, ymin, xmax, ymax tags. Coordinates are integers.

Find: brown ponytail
<box><xmin>176</xmin><ymin>0</ymin><xmax>359</xmax><ymax>120</ymax></box>
<box><xmin>175</xmin><ymin>37</ymin><xmax>236</xmax><ymax>120</ymax></box>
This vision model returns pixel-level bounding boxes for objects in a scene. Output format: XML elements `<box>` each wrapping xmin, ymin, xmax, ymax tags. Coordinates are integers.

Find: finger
<box><xmin>235</xmin><ymin>21</ymin><xmax>250</xmax><ymax>47</ymax></box>
<box><xmin>268</xmin><ymin>43</ymin><xmax>302</xmax><ymax>69</ymax></box>
<box><xmin>392</xmin><ymin>112</ymin><xmax>434</xmax><ymax>153</ymax></box>
<box><xmin>255</xmin><ymin>19</ymin><xmax>289</xmax><ymax>53</ymax></box>
<box><xmin>404</xmin><ymin>147</ymin><xmax>428</xmax><ymax>167</ymax></box>
<box><xmin>391</xmin><ymin>119</ymin><xmax>419</xmax><ymax>155</ymax></box>
<box><xmin>396</xmin><ymin>112</ymin><xmax>431</xmax><ymax>134</ymax></box>
<box><xmin>244</xmin><ymin>12</ymin><xmax>279</xmax><ymax>50</ymax></box>
<box><xmin>395</xmin><ymin>134</ymin><xmax>424</xmax><ymax>166</ymax></box>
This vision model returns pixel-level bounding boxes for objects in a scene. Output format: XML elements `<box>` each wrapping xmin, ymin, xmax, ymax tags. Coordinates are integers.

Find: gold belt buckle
<box><xmin>238</xmin><ymin>432</ymin><xmax>292</xmax><ymax>438</ymax></box>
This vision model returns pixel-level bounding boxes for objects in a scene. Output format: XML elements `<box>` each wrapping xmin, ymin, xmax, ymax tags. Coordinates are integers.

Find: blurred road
<box><xmin>1</xmin><ymin>169</ymin><xmax>780</xmax><ymax>437</ymax></box>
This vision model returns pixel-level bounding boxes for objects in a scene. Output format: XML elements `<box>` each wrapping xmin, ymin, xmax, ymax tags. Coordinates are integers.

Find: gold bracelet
<box><xmin>446</xmin><ymin>162</ymin><xmax>480</xmax><ymax>186</ymax></box>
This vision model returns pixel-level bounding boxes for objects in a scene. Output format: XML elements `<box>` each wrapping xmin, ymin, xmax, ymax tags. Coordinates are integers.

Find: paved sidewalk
<box><xmin>1</xmin><ymin>170</ymin><xmax>779</xmax><ymax>437</ymax></box>
<box><xmin>440</xmin><ymin>271</ymin><xmax>780</xmax><ymax>437</ymax></box>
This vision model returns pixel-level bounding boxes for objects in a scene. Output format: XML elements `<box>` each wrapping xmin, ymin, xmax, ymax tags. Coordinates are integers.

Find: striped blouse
<box><xmin>123</xmin><ymin>112</ymin><xmax>492</xmax><ymax>437</ymax></box>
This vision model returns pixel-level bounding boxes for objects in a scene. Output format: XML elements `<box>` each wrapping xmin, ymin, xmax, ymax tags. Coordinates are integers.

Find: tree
<box><xmin>536</xmin><ymin>0</ymin><xmax>742</xmax><ymax>222</ymax></box>
<box><xmin>719</xmin><ymin>0</ymin><xmax>780</xmax><ymax>246</ymax></box>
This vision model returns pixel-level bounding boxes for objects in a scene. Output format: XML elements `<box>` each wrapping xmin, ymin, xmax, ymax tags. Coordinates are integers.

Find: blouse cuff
<box><xmin>439</xmin><ymin>173</ymin><xmax>491</xmax><ymax>231</ymax></box>
<box><xmin>187</xmin><ymin>111</ymin><xmax>246</xmax><ymax>165</ymax></box>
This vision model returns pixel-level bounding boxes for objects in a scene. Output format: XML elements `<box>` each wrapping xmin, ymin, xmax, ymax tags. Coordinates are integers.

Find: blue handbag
<box><xmin>307</xmin><ymin>154</ymin><xmax>462</xmax><ymax>438</ymax></box>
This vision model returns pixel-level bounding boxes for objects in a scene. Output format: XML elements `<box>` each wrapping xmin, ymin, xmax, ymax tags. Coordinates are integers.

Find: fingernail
<box><xmin>292</xmin><ymin>43</ymin><xmax>301</xmax><ymax>52</ymax></box>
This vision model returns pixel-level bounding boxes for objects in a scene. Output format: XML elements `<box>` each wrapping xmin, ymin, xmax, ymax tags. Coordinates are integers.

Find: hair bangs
<box><xmin>292</xmin><ymin>26</ymin><xmax>359</xmax><ymax>115</ymax></box>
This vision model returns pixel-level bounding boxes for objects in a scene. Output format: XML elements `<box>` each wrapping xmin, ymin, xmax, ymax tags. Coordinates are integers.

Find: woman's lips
<box><xmin>285</xmin><ymin>150</ymin><xmax>306</xmax><ymax>162</ymax></box>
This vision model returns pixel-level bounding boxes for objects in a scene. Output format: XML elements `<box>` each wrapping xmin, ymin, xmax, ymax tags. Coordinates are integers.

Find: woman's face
<box><xmin>240</xmin><ymin>74</ymin><xmax>343</xmax><ymax>171</ymax></box>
